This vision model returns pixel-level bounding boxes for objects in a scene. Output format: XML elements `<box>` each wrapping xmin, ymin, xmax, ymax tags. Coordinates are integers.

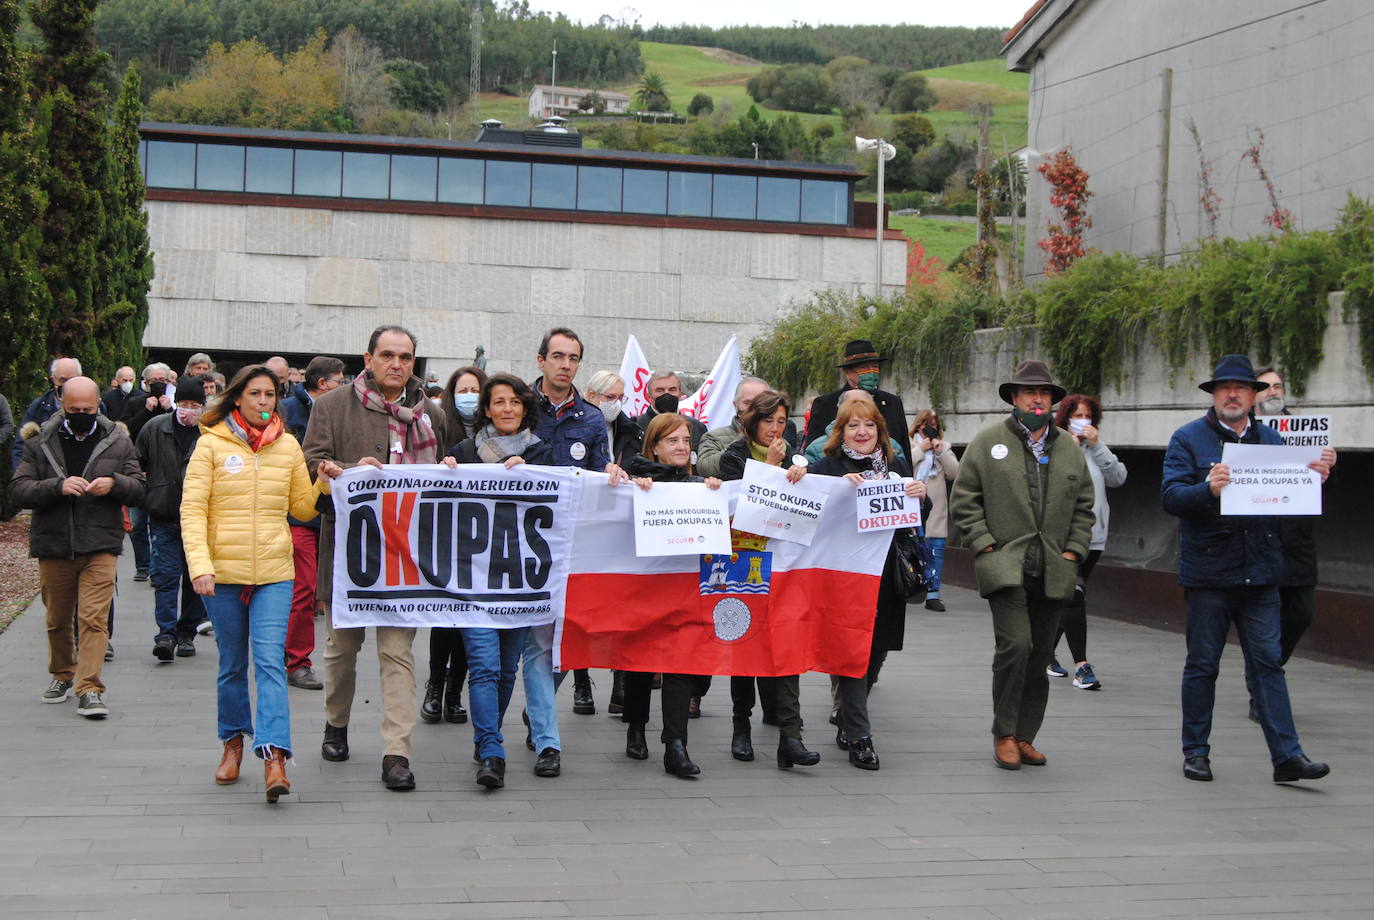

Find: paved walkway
<box><xmin>1</xmin><ymin>552</ymin><xmax>1372</xmax><ymax>920</ymax></box>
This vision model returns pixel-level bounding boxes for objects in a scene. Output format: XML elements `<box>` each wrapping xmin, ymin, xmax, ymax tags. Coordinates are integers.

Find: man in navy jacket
<box><xmin>1161</xmin><ymin>354</ymin><xmax>1332</xmax><ymax>784</ymax></box>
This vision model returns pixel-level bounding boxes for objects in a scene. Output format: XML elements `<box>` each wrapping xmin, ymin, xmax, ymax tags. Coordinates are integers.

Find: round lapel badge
<box><xmin>224</xmin><ymin>455</ymin><xmax>245</xmax><ymax>474</ymax></box>
<box><xmin>990</xmin><ymin>443</ymin><xmax>1009</xmax><ymax>460</ymax></box>
<box><xmin>569</xmin><ymin>441</ymin><xmax>587</xmax><ymax>461</ymax></box>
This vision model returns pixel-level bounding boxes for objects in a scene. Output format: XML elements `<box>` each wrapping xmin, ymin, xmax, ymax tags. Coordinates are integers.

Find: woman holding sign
<box><xmin>716</xmin><ymin>390</ymin><xmax>821</xmax><ymax>770</ymax></box>
<box><xmin>449</xmin><ymin>374</ymin><xmax>555</xmax><ymax>789</ymax></box>
<box><xmin>802</xmin><ymin>399</ymin><xmax>925</xmax><ymax>770</ymax></box>
<box><xmin>181</xmin><ymin>365</ymin><xmax>343</xmax><ymax>803</ymax></box>
<box><xmin>627</xmin><ymin>413</ymin><xmax>723</xmax><ymax>776</ymax></box>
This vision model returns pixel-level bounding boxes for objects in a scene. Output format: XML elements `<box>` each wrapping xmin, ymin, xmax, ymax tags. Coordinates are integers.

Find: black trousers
<box><xmin>622</xmin><ymin>672</ymin><xmax>711</xmax><ymax>728</ymax></box>
<box><xmin>731</xmin><ymin>675</ymin><xmax>805</xmax><ymax>738</ymax></box>
<box><xmin>428</xmin><ymin>627</ymin><xmax>468</xmax><ymax>687</ymax></box>
<box><xmin>1054</xmin><ymin>549</ymin><xmax>1102</xmax><ymax>663</ymax></box>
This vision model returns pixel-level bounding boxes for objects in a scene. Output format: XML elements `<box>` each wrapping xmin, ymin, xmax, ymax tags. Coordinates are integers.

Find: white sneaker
<box><xmin>76</xmin><ymin>692</ymin><xmax>109</xmax><ymax>719</ymax></box>
<box><xmin>42</xmin><ymin>678</ymin><xmax>73</xmax><ymax>703</ymax></box>
<box><xmin>195</xmin><ymin>620</ymin><xmax>214</xmax><ymax>636</ymax></box>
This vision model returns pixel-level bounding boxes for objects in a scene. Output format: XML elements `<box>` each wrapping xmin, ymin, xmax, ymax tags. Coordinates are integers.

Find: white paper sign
<box><xmin>730</xmin><ymin>459</ymin><xmax>836</xmax><ymax>546</ymax></box>
<box><xmin>632</xmin><ymin>482</ymin><xmax>732</xmax><ymax>556</ymax></box>
<box><xmin>1219</xmin><ymin>443</ymin><xmax>1322</xmax><ymax>516</ymax></box>
<box><xmin>1258</xmin><ymin>414</ymin><xmax>1331</xmax><ymax>447</ymax></box>
<box><xmin>854</xmin><ymin>478</ymin><xmax>922</xmax><ymax>532</ymax></box>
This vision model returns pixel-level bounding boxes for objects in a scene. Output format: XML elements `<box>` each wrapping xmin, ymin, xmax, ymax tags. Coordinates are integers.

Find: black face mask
<box><xmin>65</xmin><ymin>411</ymin><xmax>97</xmax><ymax>435</ymax></box>
<box><xmin>148</xmin><ymin>380</ymin><xmax>167</xmax><ymax>397</ymax></box>
<box><xmin>653</xmin><ymin>392</ymin><xmax>679</xmax><ymax>414</ymax></box>
<box><xmin>921</xmin><ymin>425</ymin><xmax>939</xmax><ymax>440</ymax></box>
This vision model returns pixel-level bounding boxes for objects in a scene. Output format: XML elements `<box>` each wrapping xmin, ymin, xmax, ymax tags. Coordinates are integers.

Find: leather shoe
<box><xmin>215</xmin><ymin>735</ymin><xmax>244</xmax><ymax>785</ymax></box>
<box><xmin>153</xmin><ymin>636</ymin><xmax>175</xmax><ymax>662</ymax></box>
<box><xmin>994</xmin><ymin>735</ymin><xmax>1021</xmax><ymax>770</ymax></box>
<box><xmin>1273</xmin><ymin>754</ymin><xmax>1330</xmax><ymax>783</ymax></box>
<box><xmin>731</xmin><ymin>729</ymin><xmax>754</xmax><ymax>762</ymax></box>
<box><xmin>420</xmin><ymin>679</ymin><xmax>443</xmax><ymax>724</ymax></box>
<box><xmin>663</xmin><ymin>739</ymin><xmax>700</xmax><ymax>776</ymax></box>
<box><xmin>1183</xmin><ymin>754</ymin><xmax>1213</xmax><ymax>781</ymax></box>
<box><xmin>835</xmin><ymin>725</ymin><xmax>848</xmax><ymax>750</ymax></box>
<box><xmin>381</xmin><ymin>754</ymin><xmax>415</xmax><ymax>791</ymax></box>
<box><xmin>572</xmin><ymin>671</ymin><xmax>596</xmax><ymax>715</ymax></box>
<box><xmin>521</xmin><ymin>709</ymin><xmax>534</xmax><ymax>751</ymax></box>
<box><xmin>925</xmin><ymin>598</ymin><xmax>946</xmax><ymax>612</ymax></box>
<box><xmin>534</xmin><ymin>747</ymin><xmax>561</xmax><ymax>777</ymax></box>
<box><xmin>778</xmin><ymin>736</ymin><xmax>820</xmax><ymax>769</ymax></box>
<box><xmin>687</xmin><ymin>696</ymin><xmax>701</xmax><ymax>719</ymax></box>
<box><xmin>321</xmin><ymin>723</ymin><xmax>349</xmax><ymax>762</ymax></box>
<box><xmin>1017</xmin><ymin>739</ymin><xmax>1047</xmax><ymax>766</ymax></box>
<box><xmin>476</xmin><ymin>756</ymin><xmax>506</xmax><ymax>788</ymax></box>
<box><xmin>625</xmin><ymin>724</ymin><xmax>649</xmax><ymax>760</ymax></box>
<box><xmin>848</xmin><ymin>736</ymin><xmax>880</xmax><ymax>771</ymax></box>
<box><xmin>287</xmin><ymin>667</ymin><xmax>322</xmax><ymax>690</ymax></box>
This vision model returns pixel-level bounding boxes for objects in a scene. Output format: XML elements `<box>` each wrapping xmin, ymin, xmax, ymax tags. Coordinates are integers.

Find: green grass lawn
<box><xmin>917</xmin><ymin>59</ymin><xmax>1028</xmax><ymax>92</ymax></box>
<box><xmin>888</xmin><ymin>215</ymin><xmax>1016</xmax><ymax>271</ymax></box>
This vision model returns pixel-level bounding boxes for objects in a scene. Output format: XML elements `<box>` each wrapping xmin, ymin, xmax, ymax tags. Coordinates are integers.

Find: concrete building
<box><xmin>1004</xmin><ymin>0</ymin><xmax>1374</xmax><ymax>280</ymax></box>
<box><xmin>528</xmin><ymin>85</ymin><xmax>631</xmax><ymax>119</ymax></box>
<box><xmin>138</xmin><ymin>122</ymin><xmax>906</xmax><ymax>382</ymax></box>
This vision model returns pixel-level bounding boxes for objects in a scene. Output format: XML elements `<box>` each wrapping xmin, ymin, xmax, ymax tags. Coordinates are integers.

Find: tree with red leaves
<box><xmin>1036</xmin><ymin>148</ymin><xmax>1093</xmax><ymax>274</ymax></box>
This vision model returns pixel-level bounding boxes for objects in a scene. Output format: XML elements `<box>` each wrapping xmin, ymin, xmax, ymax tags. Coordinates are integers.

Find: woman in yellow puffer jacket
<box><xmin>182</xmin><ymin>365</ymin><xmax>342</xmax><ymax>802</ymax></box>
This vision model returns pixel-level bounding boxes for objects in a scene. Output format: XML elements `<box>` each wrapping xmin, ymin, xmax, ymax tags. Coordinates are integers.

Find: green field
<box><xmin>887</xmin><ymin>215</ymin><xmax>1017</xmax><ymax>271</ymax></box>
<box><xmin>477</xmin><ymin>45</ymin><xmax>1027</xmax><ymax>151</ymax></box>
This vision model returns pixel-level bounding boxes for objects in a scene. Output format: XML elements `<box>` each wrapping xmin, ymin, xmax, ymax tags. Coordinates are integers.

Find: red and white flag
<box><xmin>558</xmin><ymin>477</ymin><xmax>890</xmax><ymax>678</ymax></box>
<box><xmin>678</xmin><ymin>334</ymin><xmax>741</xmax><ymax>430</ymax></box>
<box><xmin>617</xmin><ymin>334</ymin><xmax>652</xmax><ymax>418</ymax></box>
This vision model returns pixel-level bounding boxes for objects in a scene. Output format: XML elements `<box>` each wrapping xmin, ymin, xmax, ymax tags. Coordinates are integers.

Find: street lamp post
<box><xmin>855</xmin><ymin>136</ymin><xmax>897</xmax><ymax>296</ymax></box>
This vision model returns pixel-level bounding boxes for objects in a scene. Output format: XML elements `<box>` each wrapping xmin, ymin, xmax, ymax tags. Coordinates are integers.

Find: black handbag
<box><xmin>889</xmin><ymin>527</ymin><xmax>934</xmax><ymax>600</ymax></box>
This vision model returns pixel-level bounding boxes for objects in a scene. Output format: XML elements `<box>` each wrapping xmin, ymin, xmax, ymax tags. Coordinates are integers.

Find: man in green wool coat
<box><xmin>950</xmin><ymin>359</ymin><xmax>1096</xmax><ymax>771</ymax></box>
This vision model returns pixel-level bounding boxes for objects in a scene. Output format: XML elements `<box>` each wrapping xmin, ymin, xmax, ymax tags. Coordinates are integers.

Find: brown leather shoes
<box><xmin>994</xmin><ymin>735</ymin><xmax>1021</xmax><ymax>770</ymax></box>
<box><xmin>1017</xmin><ymin>739</ymin><xmax>1047</xmax><ymax>765</ymax></box>
<box><xmin>264</xmin><ymin>747</ymin><xmax>290</xmax><ymax>803</ymax></box>
<box><xmin>215</xmin><ymin>735</ymin><xmax>244</xmax><ymax>785</ymax></box>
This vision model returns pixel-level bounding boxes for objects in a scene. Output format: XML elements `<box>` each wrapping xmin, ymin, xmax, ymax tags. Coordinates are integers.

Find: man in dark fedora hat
<box><xmin>801</xmin><ymin>339</ymin><xmax>912</xmax><ymax>462</ymax></box>
<box><xmin>950</xmin><ymin>359</ymin><xmax>1095</xmax><ymax>770</ymax></box>
<box><xmin>1162</xmin><ymin>354</ymin><xmax>1332</xmax><ymax>784</ymax></box>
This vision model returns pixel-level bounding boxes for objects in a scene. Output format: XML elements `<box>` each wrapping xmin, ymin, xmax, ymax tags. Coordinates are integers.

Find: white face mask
<box><xmin>598</xmin><ymin>397</ymin><xmax>624</xmax><ymax>422</ymax></box>
<box><xmin>1069</xmin><ymin>417</ymin><xmax>1090</xmax><ymax>435</ymax></box>
<box><xmin>119</xmin><ymin>380</ymin><xmax>133</xmax><ymax>394</ymax></box>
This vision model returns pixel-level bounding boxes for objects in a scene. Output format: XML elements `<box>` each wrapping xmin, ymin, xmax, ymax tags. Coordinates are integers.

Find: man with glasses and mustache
<box><xmin>1162</xmin><ymin>355</ymin><xmax>1333</xmax><ymax>784</ymax></box>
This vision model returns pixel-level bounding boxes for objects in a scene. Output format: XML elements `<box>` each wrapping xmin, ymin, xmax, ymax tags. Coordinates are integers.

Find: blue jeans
<box><xmin>462</xmin><ymin>627</ymin><xmax>528</xmax><ymax>759</ymax></box>
<box><xmin>128</xmin><ymin>506</ymin><xmax>151</xmax><ymax>574</ymax></box>
<box><xmin>202</xmin><ymin>581</ymin><xmax>294</xmax><ymax>758</ymax></box>
<box><xmin>1182</xmin><ymin>586</ymin><xmax>1302</xmax><ymax>765</ymax></box>
<box><xmin>926</xmin><ymin>536</ymin><xmax>946</xmax><ymax>597</ymax></box>
<box><xmin>522</xmin><ymin>622</ymin><xmax>561</xmax><ymax>753</ymax></box>
<box><xmin>149</xmin><ymin>522</ymin><xmax>205</xmax><ymax>641</ymax></box>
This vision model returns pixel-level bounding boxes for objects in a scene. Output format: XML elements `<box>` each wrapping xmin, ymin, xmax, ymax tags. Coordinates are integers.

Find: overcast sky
<box><xmin>534</xmin><ymin>1</ymin><xmax>1032</xmax><ymax>29</ymax></box>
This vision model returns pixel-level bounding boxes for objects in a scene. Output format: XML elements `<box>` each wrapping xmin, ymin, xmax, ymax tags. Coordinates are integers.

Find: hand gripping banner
<box><xmin>330</xmin><ymin>464</ymin><xmax>582</xmax><ymax>629</ymax></box>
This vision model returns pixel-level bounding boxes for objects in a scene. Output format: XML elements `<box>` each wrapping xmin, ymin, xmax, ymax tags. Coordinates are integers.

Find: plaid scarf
<box><xmin>841</xmin><ymin>443</ymin><xmax>888</xmax><ymax>479</ymax></box>
<box><xmin>353</xmin><ymin>372</ymin><xmax>439</xmax><ymax>464</ymax></box>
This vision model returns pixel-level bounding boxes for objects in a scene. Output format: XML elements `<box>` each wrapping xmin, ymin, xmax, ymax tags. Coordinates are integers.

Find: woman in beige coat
<box><xmin>910</xmin><ymin>409</ymin><xmax>959</xmax><ymax>611</ymax></box>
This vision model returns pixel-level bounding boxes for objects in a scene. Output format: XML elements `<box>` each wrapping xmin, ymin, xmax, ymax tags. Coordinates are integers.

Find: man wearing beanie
<box><xmin>949</xmin><ymin>359</ymin><xmax>1095</xmax><ymax>770</ymax></box>
<box><xmin>136</xmin><ymin>376</ymin><xmax>211</xmax><ymax>661</ymax></box>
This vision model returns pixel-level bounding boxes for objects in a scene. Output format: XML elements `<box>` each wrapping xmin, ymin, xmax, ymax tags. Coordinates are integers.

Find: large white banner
<box><xmin>678</xmin><ymin>335</ymin><xmax>742</xmax><ymax>430</ymax></box>
<box><xmin>617</xmin><ymin>334</ymin><xmax>652</xmax><ymax>418</ymax></box>
<box><xmin>329</xmin><ymin>465</ymin><xmax>582</xmax><ymax>628</ymax></box>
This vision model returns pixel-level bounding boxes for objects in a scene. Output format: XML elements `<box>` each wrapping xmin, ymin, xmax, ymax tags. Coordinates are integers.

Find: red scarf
<box><xmin>230</xmin><ymin>410</ymin><xmax>285</xmax><ymax>453</ymax></box>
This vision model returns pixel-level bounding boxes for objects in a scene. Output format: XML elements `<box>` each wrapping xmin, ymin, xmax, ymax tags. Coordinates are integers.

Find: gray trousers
<box><xmin>988</xmin><ymin>578</ymin><xmax>1063</xmax><ymax>742</ymax></box>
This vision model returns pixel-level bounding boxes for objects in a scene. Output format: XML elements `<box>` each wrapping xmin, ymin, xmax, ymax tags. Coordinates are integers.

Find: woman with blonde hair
<box><xmin>182</xmin><ymin>365</ymin><xmax>342</xmax><ymax>803</ymax></box>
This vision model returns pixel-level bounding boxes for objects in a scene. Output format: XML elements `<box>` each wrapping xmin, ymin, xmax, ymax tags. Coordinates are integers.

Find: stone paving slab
<box><xmin>1</xmin><ymin>550</ymin><xmax>1371</xmax><ymax>919</ymax></box>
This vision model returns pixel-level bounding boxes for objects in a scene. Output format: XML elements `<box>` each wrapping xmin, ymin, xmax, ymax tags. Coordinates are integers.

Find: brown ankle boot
<box><xmin>263</xmin><ymin>747</ymin><xmax>291</xmax><ymax>803</ymax></box>
<box><xmin>215</xmin><ymin>735</ymin><xmax>244</xmax><ymax>785</ymax></box>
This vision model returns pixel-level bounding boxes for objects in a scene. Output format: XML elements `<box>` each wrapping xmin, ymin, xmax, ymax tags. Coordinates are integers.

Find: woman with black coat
<box><xmin>623</xmin><ymin>413</ymin><xmax>724</xmax><ymax>776</ymax></box>
<box><xmin>716</xmin><ymin>390</ymin><xmax>820</xmax><ymax>770</ymax></box>
<box><xmin>804</xmin><ymin>397</ymin><xmax>927</xmax><ymax>770</ymax></box>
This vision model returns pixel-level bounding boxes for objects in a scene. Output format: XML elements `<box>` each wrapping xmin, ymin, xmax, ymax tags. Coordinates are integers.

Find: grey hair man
<box><xmin>696</xmin><ymin>376</ymin><xmax>798</xmax><ymax>477</ymax></box>
<box><xmin>12</xmin><ymin>356</ymin><xmax>83</xmax><ymax>465</ymax></box>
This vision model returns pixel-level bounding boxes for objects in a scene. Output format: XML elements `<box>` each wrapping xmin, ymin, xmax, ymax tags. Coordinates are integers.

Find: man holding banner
<box><xmin>303</xmin><ymin>325</ymin><xmax>450</xmax><ymax>792</ymax></box>
<box><xmin>1161</xmin><ymin>355</ymin><xmax>1332</xmax><ymax>784</ymax></box>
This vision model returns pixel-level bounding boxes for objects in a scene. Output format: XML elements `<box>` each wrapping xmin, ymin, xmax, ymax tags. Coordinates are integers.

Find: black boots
<box><xmin>443</xmin><ymin>671</ymin><xmax>467</xmax><ymax>724</ymax></box>
<box><xmin>572</xmin><ymin>669</ymin><xmax>596</xmax><ymax>715</ymax></box>
<box><xmin>663</xmin><ymin>739</ymin><xmax>700</xmax><ymax>776</ymax></box>
<box><xmin>848</xmin><ymin>736</ymin><xmax>880</xmax><ymax>771</ymax></box>
<box><xmin>420</xmin><ymin>679</ymin><xmax>443</xmax><ymax>724</ymax></box>
<box><xmin>777</xmin><ymin>736</ymin><xmax>820</xmax><ymax>769</ymax></box>
<box><xmin>608</xmin><ymin>670</ymin><xmax>626</xmax><ymax>714</ymax></box>
<box><xmin>321</xmin><ymin>723</ymin><xmax>349</xmax><ymax>762</ymax></box>
<box><xmin>731</xmin><ymin>724</ymin><xmax>755</xmax><ymax>761</ymax></box>
<box><xmin>626</xmin><ymin>724</ymin><xmax>649</xmax><ymax>760</ymax></box>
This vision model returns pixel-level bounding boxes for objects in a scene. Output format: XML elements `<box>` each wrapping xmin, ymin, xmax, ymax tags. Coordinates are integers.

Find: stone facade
<box><xmin>145</xmin><ymin>200</ymin><xmax>907</xmax><ymax>380</ymax></box>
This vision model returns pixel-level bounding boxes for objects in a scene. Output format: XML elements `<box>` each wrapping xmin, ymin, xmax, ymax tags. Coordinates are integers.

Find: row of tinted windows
<box><xmin>140</xmin><ymin>140</ymin><xmax>851</xmax><ymax>226</ymax></box>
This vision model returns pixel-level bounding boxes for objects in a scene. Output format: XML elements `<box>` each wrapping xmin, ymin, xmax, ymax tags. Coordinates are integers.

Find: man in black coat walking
<box><xmin>802</xmin><ymin>340</ymin><xmax>911</xmax><ymax>462</ymax></box>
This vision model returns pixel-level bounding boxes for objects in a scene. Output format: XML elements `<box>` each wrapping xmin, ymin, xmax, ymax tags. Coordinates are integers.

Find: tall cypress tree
<box><xmin>0</xmin><ymin>0</ymin><xmax>50</xmax><ymax>517</ymax></box>
<box><xmin>103</xmin><ymin>64</ymin><xmax>152</xmax><ymax>369</ymax></box>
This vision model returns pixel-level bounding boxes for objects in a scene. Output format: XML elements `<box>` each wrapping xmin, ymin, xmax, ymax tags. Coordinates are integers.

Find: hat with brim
<box><xmin>836</xmin><ymin>339</ymin><xmax>889</xmax><ymax>369</ymax></box>
<box><xmin>1198</xmin><ymin>354</ymin><xmax>1270</xmax><ymax>393</ymax></box>
<box><xmin>998</xmin><ymin>359</ymin><xmax>1067</xmax><ymax>405</ymax></box>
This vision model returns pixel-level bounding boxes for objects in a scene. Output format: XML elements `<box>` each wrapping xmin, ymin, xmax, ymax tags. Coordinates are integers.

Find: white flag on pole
<box><xmin>679</xmin><ymin>335</ymin><xmax>742</xmax><ymax>430</ymax></box>
<box><xmin>617</xmin><ymin>334</ymin><xmax>652</xmax><ymax>417</ymax></box>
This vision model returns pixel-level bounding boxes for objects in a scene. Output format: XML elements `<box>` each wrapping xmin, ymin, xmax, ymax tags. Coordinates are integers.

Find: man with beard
<box><xmin>1162</xmin><ymin>355</ymin><xmax>1332</xmax><ymax>784</ymax></box>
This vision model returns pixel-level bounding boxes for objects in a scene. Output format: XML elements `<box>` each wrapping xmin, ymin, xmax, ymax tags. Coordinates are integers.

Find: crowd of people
<box><xmin>4</xmin><ymin>328</ymin><xmax>1335</xmax><ymax>802</ymax></box>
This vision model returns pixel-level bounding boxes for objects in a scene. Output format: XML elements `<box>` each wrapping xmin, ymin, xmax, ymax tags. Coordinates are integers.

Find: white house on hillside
<box><xmin>528</xmin><ymin>85</ymin><xmax>631</xmax><ymax>118</ymax></box>
<box><xmin>1004</xmin><ymin>0</ymin><xmax>1374</xmax><ymax>280</ymax></box>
